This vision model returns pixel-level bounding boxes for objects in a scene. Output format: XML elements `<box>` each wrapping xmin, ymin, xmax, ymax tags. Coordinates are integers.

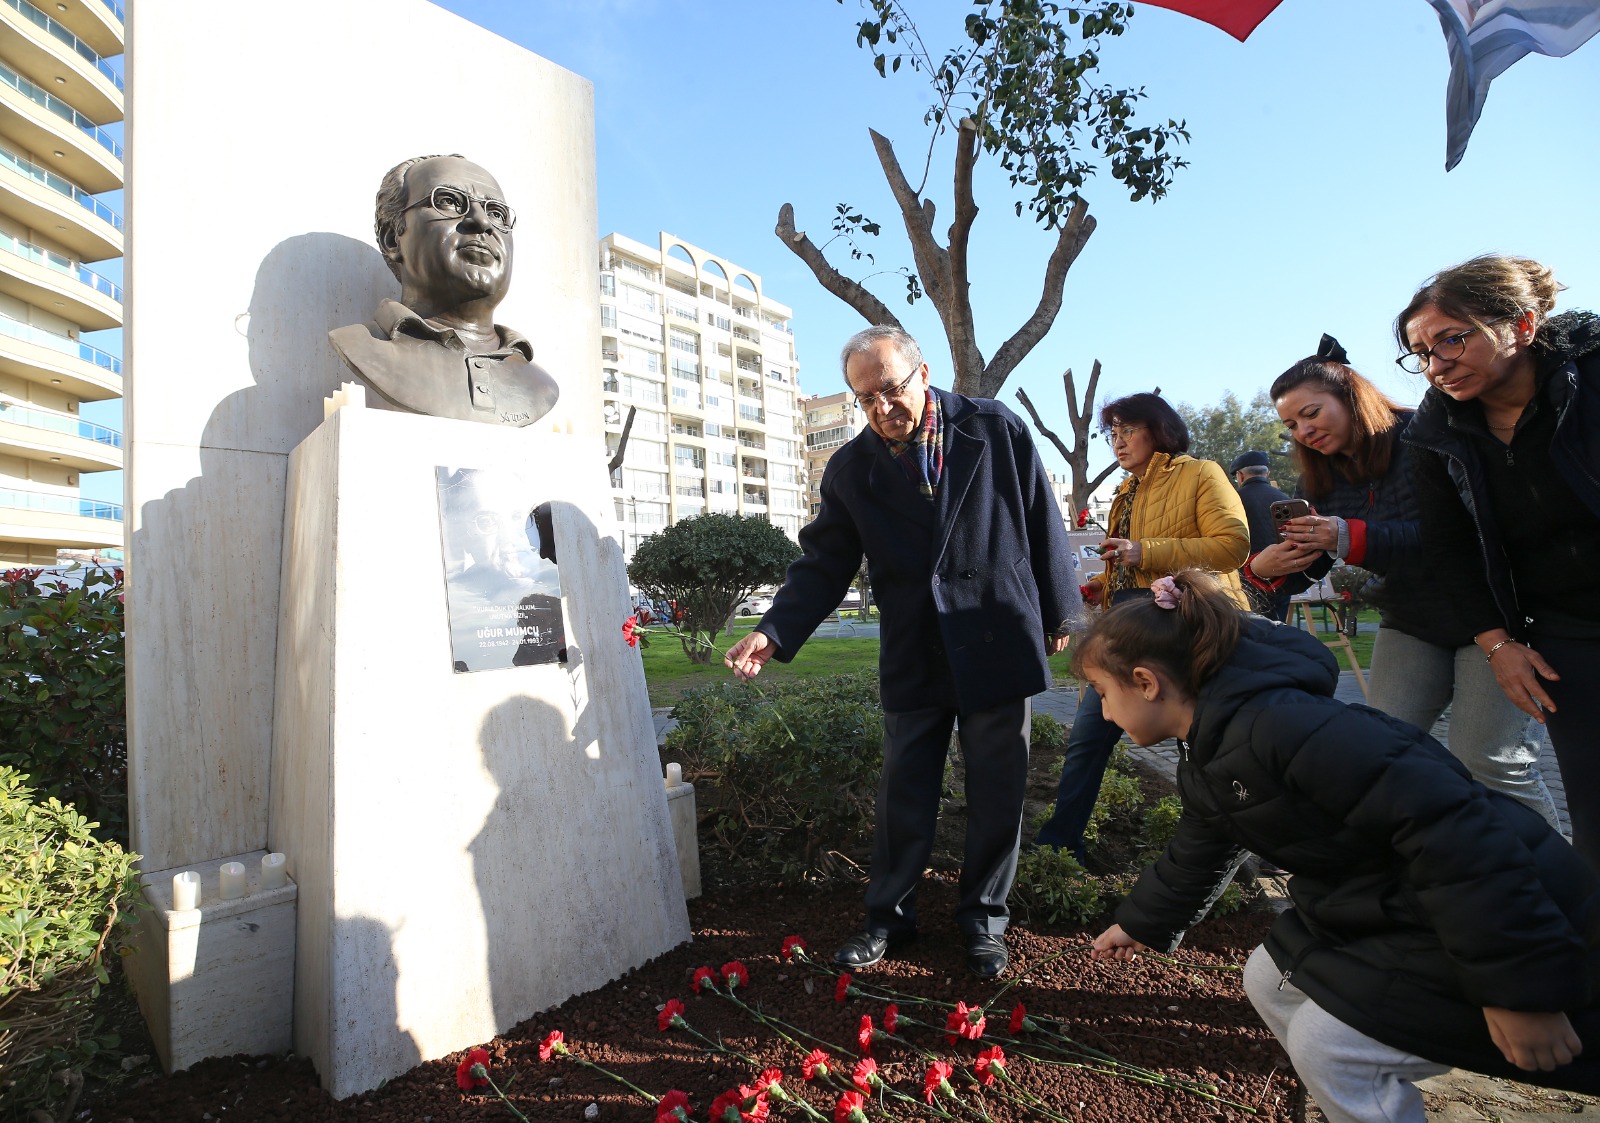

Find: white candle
<box><xmin>665</xmin><ymin>763</ymin><xmax>683</xmax><ymax>789</ymax></box>
<box><xmin>219</xmin><ymin>861</ymin><xmax>246</xmax><ymax>900</ymax></box>
<box><xmin>172</xmin><ymin>870</ymin><xmax>201</xmax><ymax>911</ymax></box>
<box><xmin>261</xmin><ymin>852</ymin><xmax>288</xmax><ymax>890</ymax></box>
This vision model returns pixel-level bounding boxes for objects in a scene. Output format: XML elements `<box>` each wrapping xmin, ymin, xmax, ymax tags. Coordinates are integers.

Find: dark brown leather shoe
<box><xmin>966</xmin><ymin>932</ymin><xmax>1009</xmax><ymax>979</ymax></box>
<box><xmin>833</xmin><ymin>930</ymin><xmax>916</xmax><ymax>969</ymax></box>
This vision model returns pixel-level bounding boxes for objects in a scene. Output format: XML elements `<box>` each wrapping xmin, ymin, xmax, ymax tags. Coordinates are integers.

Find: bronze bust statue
<box><xmin>330</xmin><ymin>154</ymin><xmax>559</xmax><ymax>427</ymax></box>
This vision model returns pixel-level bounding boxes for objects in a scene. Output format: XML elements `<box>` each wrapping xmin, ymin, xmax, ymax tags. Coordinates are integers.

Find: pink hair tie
<box><xmin>1150</xmin><ymin>576</ymin><xmax>1182</xmax><ymax>610</ymax></box>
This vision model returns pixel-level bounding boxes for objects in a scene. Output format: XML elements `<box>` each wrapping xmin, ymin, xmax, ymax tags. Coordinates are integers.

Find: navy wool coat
<box><xmin>757</xmin><ymin>388</ymin><xmax>1082</xmax><ymax>715</ymax></box>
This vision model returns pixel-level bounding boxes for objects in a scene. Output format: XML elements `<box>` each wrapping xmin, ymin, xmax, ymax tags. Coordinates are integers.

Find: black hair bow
<box><xmin>1316</xmin><ymin>334</ymin><xmax>1349</xmax><ymax>364</ymax></box>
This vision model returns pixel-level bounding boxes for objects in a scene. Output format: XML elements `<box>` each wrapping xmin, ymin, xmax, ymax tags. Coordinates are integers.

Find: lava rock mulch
<box><xmin>82</xmin><ymin>875</ymin><xmax>1299</xmax><ymax>1123</ymax></box>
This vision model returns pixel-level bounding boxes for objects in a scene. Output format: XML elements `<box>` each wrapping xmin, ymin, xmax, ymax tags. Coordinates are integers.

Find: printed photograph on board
<box><xmin>435</xmin><ymin>466</ymin><xmax>565</xmax><ymax>672</ymax></box>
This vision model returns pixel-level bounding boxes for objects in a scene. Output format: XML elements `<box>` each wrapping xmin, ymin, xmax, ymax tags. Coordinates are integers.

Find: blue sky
<box><xmin>83</xmin><ymin>0</ymin><xmax>1600</xmax><ymax>501</ymax></box>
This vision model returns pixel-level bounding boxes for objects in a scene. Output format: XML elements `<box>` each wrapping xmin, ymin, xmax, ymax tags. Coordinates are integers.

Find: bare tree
<box><xmin>1014</xmin><ymin>360</ymin><xmax>1120</xmax><ymax>512</ymax></box>
<box><xmin>777</xmin><ymin>1</ymin><xmax>1188</xmax><ymax>402</ymax></box>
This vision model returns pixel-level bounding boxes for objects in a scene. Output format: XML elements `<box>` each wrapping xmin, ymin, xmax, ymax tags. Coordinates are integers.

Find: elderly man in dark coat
<box><xmin>1230</xmin><ymin>449</ymin><xmax>1291</xmax><ymax>621</ymax></box>
<box><xmin>725</xmin><ymin>326</ymin><xmax>1082</xmax><ymax>979</ymax></box>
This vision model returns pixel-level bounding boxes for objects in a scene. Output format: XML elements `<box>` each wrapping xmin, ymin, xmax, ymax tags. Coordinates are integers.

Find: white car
<box><xmin>738</xmin><ymin>594</ymin><xmax>773</xmax><ymax>616</ymax></box>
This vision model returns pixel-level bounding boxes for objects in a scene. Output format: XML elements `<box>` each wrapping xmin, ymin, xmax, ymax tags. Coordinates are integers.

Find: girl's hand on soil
<box><xmin>1484</xmin><ymin>1007</ymin><xmax>1582</xmax><ymax>1072</ymax></box>
<box><xmin>1248</xmin><ymin>541</ymin><xmax>1320</xmax><ymax>579</ymax></box>
<box><xmin>1090</xmin><ymin>924</ymin><xmax>1147</xmax><ymax>963</ymax></box>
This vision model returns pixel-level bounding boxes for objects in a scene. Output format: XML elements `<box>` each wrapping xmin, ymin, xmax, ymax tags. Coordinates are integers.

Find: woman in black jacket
<box><xmin>1398</xmin><ymin>254</ymin><xmax>1600</xmax><ymax>870</ymax></box>
<box><xmin>1082</xmin><ymin>570</ymin><xmax>1598</xmax><ymax>1123</ymax></box>
<box><xmin>1245</xmin><ymin>336</ymin><xmax>1557</xmax><ymax>824</ymax></box>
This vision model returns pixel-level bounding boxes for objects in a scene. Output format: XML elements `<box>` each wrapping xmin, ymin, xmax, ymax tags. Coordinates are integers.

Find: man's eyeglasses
<box><xmin>402</xmin><ymin>184</ymin><xmax>516</xmax><ymax>233</ymax></box>
<box><xmin>1395</xmin><ymin>315</ymin><xmax>1512</xmax><ymax>374</ymax></box>
<box><xmin>1103</xmin><ymin>424</ymin><xmax>1145</xmax><ymax>447</ymax></box>
<box><xmin>853</xmin><ymin>368</ymin><xmax>918</xmax><ymax>411</ymax></box>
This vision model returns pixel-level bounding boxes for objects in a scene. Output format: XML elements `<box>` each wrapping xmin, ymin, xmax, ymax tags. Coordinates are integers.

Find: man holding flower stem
<box><xmin>725</xmin><ymin>326</ymin><xmax>1082</xmax><ymax>979</ymax></box>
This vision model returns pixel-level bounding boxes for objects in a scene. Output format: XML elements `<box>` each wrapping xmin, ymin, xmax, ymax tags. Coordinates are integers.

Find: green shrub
<box><xmin>1029</xmin><ymin>712</ymin><xmax>1065</xmax><ymax>753</ymax></box>
<box><xmin>1208</xmin><ymin>880</ymin><xmax>1246</xmax><ymax>919</ymax></box>
<box><xmin>0</xmin><ymin>767</ymin><xmax>137</xmax><ymax>1118</ymax></box>
<box><xmin>1139</xmin><ymin>795</ymin><xmax>1184</xmax><ymax>861</ymax></box>
<box><xmin>1011</xmin><ymin>847</ymin><xmax>1105</xmax><ymax>927</ymax></box>
<box><xmin>1082</xmin><ymin>767</ymin><xmax>1142</xmax><ymax>847</ymax></box>
<box><xmin>666</xmin><ymin>672</ymin><xmax>883</xmax><ymax>879</ymax></box>
<box><xmin>0</xmin><ymin>568</ymin><xmax>126</xmax><ymax>843</ymax></box>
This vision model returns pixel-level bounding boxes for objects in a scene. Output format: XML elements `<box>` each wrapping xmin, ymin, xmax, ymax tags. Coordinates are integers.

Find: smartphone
<box><xmin>1270</xmin><ymin>499</ymin><xmax>1312</xmax><ymax>532</ymax></box>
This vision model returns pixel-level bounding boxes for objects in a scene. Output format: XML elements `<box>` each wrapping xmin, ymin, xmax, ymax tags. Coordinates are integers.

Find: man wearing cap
<box><xmin>1230</xmin><ymin>450</ymin><xmax>1291</xmax><ymax>621</ymax></box>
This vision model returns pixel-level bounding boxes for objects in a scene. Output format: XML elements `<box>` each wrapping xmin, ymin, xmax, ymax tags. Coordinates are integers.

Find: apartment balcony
<box><xmin>0</xmin><ymin>0</ymin><xmax>124</xmax><ymax>125</ymax></box>
<box><xmin>0</xmin><ymin>140</ymin><xmax>119</xmax><ymax>260</ymax></box>
<box><xmin>40</xmin><ymin>0</ymin><xmax>120</xmax><ymax>61</ymax></box>
<box><xmin>0</xmin><ymin>60</ymin><xmax>119</xmax><ymax>193</ymax></box>
<box><xmin>0</xmin><ymin>484</ymin><xmax>121</xmax><ymax>551</ymax></box>
<box><xmin>0</xmin><ymin>398</ymin><xmax>121</xmax><ymax>470</ymax></box>
<box><xmin>0</xmin><ymin>226</ymin><xmax>120</xmax><ymax>328</ymax></box>
<box><xmin>0</xmin><ymin>310</ymin><xmax>118</xmax><ymax>398</ymax></box>
<box><xmin>735</xmin><ymin>357</ymin><xmax>761</xmax><ymax>374</ymax></box>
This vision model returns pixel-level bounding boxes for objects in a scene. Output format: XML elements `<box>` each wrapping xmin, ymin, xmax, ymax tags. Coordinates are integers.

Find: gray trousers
<box><xmin>864</xmin><ymin>698</ymin><xmax>1030</xmax><ymax>937</ymax></box>
<box><xmin>1369</xmin><ymin>626</ymin><xmax>1560</xmax><ymax>828</ymax></box>
<box><xmin>1244</xmin><ymin>945</ymin><xmax>1449</xmax><ymax>1123</ymax></box>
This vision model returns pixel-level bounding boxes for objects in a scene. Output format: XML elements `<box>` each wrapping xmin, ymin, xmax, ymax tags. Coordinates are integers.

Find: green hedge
<box><xmin>0</xmin><ymin>568</ymin><xmax>126</xmax><ymax>843</ymax></box>
<box><xmin>666</xmin><ymin>673</ymin><xmax>883</xmax><ymax>880</ymax></box>
<box><xmin>0</xmin><ymin>767</ymin><xmax>137</xmax><ymax>1118</ymax></box>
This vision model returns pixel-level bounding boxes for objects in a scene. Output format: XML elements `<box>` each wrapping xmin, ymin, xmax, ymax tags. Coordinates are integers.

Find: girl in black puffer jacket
<box><xmin>1082</xmin><ymin>571</ymin><xmax>1599</xmax><ymax>1123</ymax></box>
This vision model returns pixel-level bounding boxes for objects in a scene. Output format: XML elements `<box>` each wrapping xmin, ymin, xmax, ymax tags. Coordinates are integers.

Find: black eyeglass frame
<box><xmin>1394</xmin><ymin>314</ymin><xmax>1515</xmax><ymax>375</ymax></box>
<box><xmin>401</xmin><ymin>184</ymin><xmax>517</xmax><ymax>233</ymax></box>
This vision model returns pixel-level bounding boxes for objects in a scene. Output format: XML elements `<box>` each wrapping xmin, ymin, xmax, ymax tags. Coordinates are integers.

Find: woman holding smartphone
<box><xmin>1399</xmin><ymin>254</ymin><xmax>1600</xmax><ymax>869</ymax></box>
<box><xmin>1246</xmin><ymin>334</ymin><xmax>1558</xmax><ymax>825</ymax></box>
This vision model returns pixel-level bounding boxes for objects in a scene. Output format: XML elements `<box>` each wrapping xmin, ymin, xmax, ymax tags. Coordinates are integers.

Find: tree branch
<box><xmin>1014</xmin><ymin>387</ymin><xmax>1072</xmax><ymax>463</ymax></box>
<box><xmin>1080</xmin><ymin>359</ymin><xmax>1103</xmax><ymax>430</ymax></box>
<box><xmin>868</xmin><ymin>128</ymin><xmax>954</xmax><ymax>336</ymax></box>
<box><xmin>980</xmin><ymin>198</ymin><xmax>1097</xmax><ymax>398</ymax></box>
<box><xmin>944</xmin><ymin>117</ymin><xmax>985</xmax><ymax>394</ymax></box>
<box><xmin>773</xmin><ymin>203</ymin><xmax>902</xmax><ymax>327</ymax></box>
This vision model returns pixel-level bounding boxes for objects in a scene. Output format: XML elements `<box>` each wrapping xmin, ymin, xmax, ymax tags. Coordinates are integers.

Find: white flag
<box><xmin>1427</xmin><ymin>0</ymin><xmax>1600</xmax><ymax>169</ymax></box>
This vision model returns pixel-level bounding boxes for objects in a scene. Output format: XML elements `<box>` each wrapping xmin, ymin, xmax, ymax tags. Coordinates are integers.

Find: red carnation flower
<box><xmin>656</xmin><ymin>1089</ymin><xmax>693</xmax><ymax>1123</ymax></box>
<box><xmin>857</xmin><ymin>1014</ymin><xmax>875</xmax><ymax>1054</ymax></box>
<box><xmin>658</xmin><ymin>997</ymin><xmax>685</xmax><ymax>1032</ymax></box>
<box><xmin>538</xmin><ymin>1030</ymin><xmax>566</xmax><ymax>1061</ymax></box>
<box><xmin>781</xmin><ymin>935</ymin><xmax>807</xmax><ymax>961</ymax></box>
<box><xmin>835</xmin><ymin>973</ymin><xmax>852</xmax><ymax>1003</ymax></box>
<box><xmin>802</xmin><ymin>1049</ymin><xmax>832</xmax><ymax>1081</ymax></box>
<box><xmin>623</xmin><ymin>615</ymin><xmax>640</xmax><ymax>648</ymax></box>
<box><xmin>974</xmin><ymin>1045</ymin><xmax>1007</xmax><ymax>1086</ymax></box>
<box><xmin>851</xmin><ymin>1057</ymin><xmax>878</xmax><ymax>1093</ymax></box>
<box><xmin>945</xmin><ymin>1001</ymin><xmax>985</xmax><ymax>1044</ymax></box>
<box><xmin>455</xmin><ymin>1046</ymin><xmax>491</xmax><ymax>1092</ymax></box>
<box><xmin>693</xmin><ymin>966</ymin><xmax>718</xmax><ymax>993</ymax></box>
<box><xmin>756</xmin><ymin>1068</ymin><xmax>785</xmax><ymax>1094</ymax></box>
<box><xmin>1008</xmin><ymin>1002</ymin><xmax>1028</xmax><ymax>1035</ymax></box>
<box><xmin>834</xmin><ymin>1090</ymin><xmax>867</xmax><ymax>1123</ymax></box>
<box><xmin>883</xmin><ymin>1004</ymin><xmax>898</xmax><ymax>1035</ymax></box>
<box><xmin>1077</xmin><ymin>507</ymin><xmax>1090</xmax><ymax>529</ymax></box>
<box><xmin>711</xmin><ymin>1090</ymin><xmax>745</xmax><ymax>1123</ymax></box>
<box><xmin>923</xmin><ymin>1060</ymin><xmax>955</xmax><ymax>1104</ymax></box>
<box><xmin>737</xmin><ymin>1086</ymin><xmax>771</xmax><ymax>1122</ymax></box>
<box><xmin>721</xmin><ymin>960</ymin><xmax>750</xmax><ymax>990</ymax></box>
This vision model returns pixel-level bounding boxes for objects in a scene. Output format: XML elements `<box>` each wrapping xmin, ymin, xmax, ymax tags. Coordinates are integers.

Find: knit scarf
<box><xmin>886</xmin><ymin>391</ymin><xmax>944</xmax><ymax>501</ymax></box>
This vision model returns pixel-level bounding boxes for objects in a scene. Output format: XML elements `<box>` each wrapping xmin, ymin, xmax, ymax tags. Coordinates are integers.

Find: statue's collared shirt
<box><xmin>329</xmin><ymin>299</ymin><xmax>559</xmax><ymax>427</ymax></box>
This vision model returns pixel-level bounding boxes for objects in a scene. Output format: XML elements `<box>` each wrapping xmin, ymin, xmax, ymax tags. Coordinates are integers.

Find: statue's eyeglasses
<box><xmin>403</xmin><ymin>185</ymin><xmax>516</xmax><ymax>233</ymax></box>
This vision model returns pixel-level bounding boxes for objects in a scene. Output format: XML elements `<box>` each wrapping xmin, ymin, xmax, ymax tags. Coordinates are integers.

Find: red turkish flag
<box><xmin>1138</xmin><ymin>0</ymin><xmax>1286</xmax><ymax>41</ymax></box>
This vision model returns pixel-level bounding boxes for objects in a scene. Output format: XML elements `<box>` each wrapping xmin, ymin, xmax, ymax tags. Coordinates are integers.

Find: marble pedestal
<box><xmin>124</xmin><ymin>852</ymin><xmax>297</xmax><ymax>1072</ymax></box>
<box><xmin>269</xmin><ymin>405</ymin><xmax>688</xmax><ymax>1098</ymax></box>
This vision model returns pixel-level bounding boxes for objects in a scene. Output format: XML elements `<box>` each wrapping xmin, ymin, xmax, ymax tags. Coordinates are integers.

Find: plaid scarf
<box><xmin>885</xmin><ymin>391</ymin><xmax>944</xmax><ymax>501</ymax></box>
<box><xmin>1104</xmin><ymin>474</ymin><xmax>1141</xmax><ymax>599</ymax></box>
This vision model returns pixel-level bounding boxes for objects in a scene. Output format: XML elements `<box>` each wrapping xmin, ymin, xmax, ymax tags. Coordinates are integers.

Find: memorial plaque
<box><xmin>435</xmin><ymin>466</ymin><xmax>565</xmax><ymax>671</ymax></box>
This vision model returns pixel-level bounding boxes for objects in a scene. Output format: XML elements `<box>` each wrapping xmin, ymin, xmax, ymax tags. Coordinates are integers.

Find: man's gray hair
<box><xmin>374</xmin><ymin>153</ymin><xmax>465</xmax><ymax>281</ymax></box>
<box><xmin>839</xmin><ymin>324</ymin><xmax>923</xmax><ymax>381</ymax></box>
<box><xmin>1238</xmin><ymin>465</ymin><xmax>1270</xmax><ymax>479</ymax></box>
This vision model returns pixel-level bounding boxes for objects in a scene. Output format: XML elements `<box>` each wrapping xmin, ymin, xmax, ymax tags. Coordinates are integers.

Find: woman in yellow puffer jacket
<box><xmin>1035</xmin><ymin>392</ymin><xmax>1249</xmax><ymax>857</ymax></box>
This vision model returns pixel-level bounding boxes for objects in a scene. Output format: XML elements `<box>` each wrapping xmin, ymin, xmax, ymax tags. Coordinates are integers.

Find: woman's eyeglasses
<box><xmin>1395</xmin><ymin>315</ymin><xmax>1513</xmax><ymax>374</ymax></box>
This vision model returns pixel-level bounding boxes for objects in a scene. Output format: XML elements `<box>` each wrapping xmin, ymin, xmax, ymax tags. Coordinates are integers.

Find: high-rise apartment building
<box><xmin>801</xmin><ymin>390</ymin><xmax>861</xmax><ymax>519</ymax></box>
<box><xmin>599</xmin><ymin>232</ymin><xmax>806</xmax><ymax>557</ymax></box>
<box><xmin>0</xmin><ymin>0</ymin><xmax>123</xmax><ymax>565</ymax></box>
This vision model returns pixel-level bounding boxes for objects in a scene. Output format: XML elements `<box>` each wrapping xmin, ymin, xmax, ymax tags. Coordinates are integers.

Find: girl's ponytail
<box><xmin>1074</xmin><ymin>569</ymin><xmax>1242</xmax><ymax>695</ymax></box>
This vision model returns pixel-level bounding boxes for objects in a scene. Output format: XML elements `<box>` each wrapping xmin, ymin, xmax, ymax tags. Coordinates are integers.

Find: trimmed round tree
<box><xmin>628</xmin><ymin>514</ymin><xmax>800</xmax><ymax>664</ymax></box>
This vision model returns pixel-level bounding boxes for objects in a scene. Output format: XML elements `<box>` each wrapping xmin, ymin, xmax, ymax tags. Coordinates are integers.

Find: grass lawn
<box><xmin>641</xmin><ymin>621</ymin><xmax>880</xmax><ymax>707</ymax></box>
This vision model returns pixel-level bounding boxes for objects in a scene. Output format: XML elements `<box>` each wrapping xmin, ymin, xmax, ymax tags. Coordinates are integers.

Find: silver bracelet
<box><xmin>1484</xmin><ymin>639</ymin><xmax>1515</xmax><ymax>663</ymax></box>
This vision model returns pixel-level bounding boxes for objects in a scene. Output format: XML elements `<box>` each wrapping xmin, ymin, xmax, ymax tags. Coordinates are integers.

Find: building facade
<box><xmin>0</xmin><ymin>0</ymin><xmax>122</xmax><ymax>566</ymax></box>
<box><xmin>801</xmin><ymin>390</ymin><xmax>861</xmax><ymax>519</ymax></box>
<box><xmin>599</xmin><ymin>232</ymin><xmax>806</xmax><ymax>557</ymax></box>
